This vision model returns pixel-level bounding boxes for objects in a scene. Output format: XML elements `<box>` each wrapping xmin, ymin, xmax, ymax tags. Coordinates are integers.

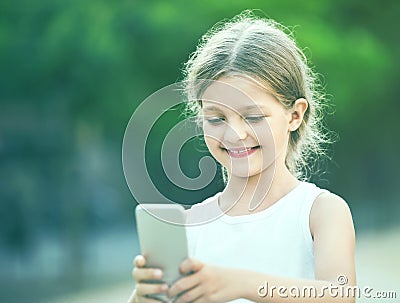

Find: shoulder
<box><xmin>309</xmin><ymin>191</ymin><xmax>355</xmax><ymax>239</ymax></box>
<box><xmin>309</xmin><ymin>191</ymin><xmax>356</xmax><ymax>284</ymax></box>
<box><xmin>311</xmin><ymin>191</ymin><xmax>352</xmax><ymax>219</ymax></box>
<box><xmin>187</xmin><ymin>192</ymin><xmax>221</xmax><ymax>213</ymax></box>
<box><xmin>185</xmin><ymin>192</ymin><xmax>222</xmax><ymax>225</ymax></box>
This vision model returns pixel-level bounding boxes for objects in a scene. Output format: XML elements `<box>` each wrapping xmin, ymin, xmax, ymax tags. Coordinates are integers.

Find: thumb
<box><xmin>180</xmin><ymin>258</ymin><xmax>203</xmax><ymax>274</ymax></box>
<box><xmin>134</xmin><ymin>255</ymin><xmax>146</xmax><ymax>268</ymax></box>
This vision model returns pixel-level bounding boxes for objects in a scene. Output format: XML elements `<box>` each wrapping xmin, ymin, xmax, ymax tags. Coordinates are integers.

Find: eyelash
<box><xmin>205</xmin><ymin>117</ymin><xmax>225</xmax><ymax>125</ymax></box>
<box><xmin>245</xmin><ymin>116</ymin><xmax>266</xmax><ymax>123</ymax></box>
<box><xmin>205</xmin><ymin>116</ymin><xmax>267</xmax><ymax>125</ymax></box>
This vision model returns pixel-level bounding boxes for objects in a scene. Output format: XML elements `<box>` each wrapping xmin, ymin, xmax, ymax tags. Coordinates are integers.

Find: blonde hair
<box><xmin>182</xmin><ymin>11</ymin><xmax>333</xmax><ymax>180</ymax></box>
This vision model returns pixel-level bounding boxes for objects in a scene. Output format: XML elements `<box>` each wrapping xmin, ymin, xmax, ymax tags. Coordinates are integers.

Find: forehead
<box><xmin>201</xmin><ymin>76</ymin><xmax>280</xmax><ymax>112</ymax></box>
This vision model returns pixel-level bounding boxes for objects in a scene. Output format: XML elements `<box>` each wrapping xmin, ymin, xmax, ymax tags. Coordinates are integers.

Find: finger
<box><xmin>133</xmin><ymin>267</ymin><xmax>163</xmax><ymax>282</ymax></box>
<box><xmin>143</xmin><ymin>298</ymin><xmax>167</xmax><ymax>303</ymax></box>
<box><xmin>173</xmin><ymin>285</ymin><xmax>203</xmax><ymax>303</ymax></box>
<box><xmin>134</xmin><ymin>255</ymin><xmax>146</xmax><ymax>267</ymax></box>
<box><xmin>136</xmin><ymin>283</ymin><xmax>169</xmax><ymax>297</ymax></box>
<box><xmin>168</xmin><ymin>273</ymin><xmax>200</xmax><ymax>298</ymax></box>
<box><xmin>142</xmin><ymin>298</ymin><xmax>166</xmax><ymax>303</ymax></box>
<box><xmin>128</xmin><ymin>289</ymin><xmax>163</xmax><ymax>303</ymax></box>
<box><xmin>128</xmin><ymin>290</ymin><xmax>166</xmax><ymax>303</ymax></box>
<box><xmin>191</xmin><ymin>295</ymin><xmax>207</xmax><ymax>303</ymax></box>
<box><xmin>179</xmin><ymin>258</ymin><xmax>203</xmax><ymax>275</ymax></box>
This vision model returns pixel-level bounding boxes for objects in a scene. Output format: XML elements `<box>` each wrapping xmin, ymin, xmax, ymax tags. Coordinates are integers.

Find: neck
<box><xmin>220</xmin><ymin>163</ymin><xmax>299</xmax><ymax>216</ymax></box>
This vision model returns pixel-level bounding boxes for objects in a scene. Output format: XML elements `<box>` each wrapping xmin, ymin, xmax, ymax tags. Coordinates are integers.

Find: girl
<box><xmin>129</xmin><ymin>11</ymin><xmax>356</xmax><ymax>303</ymax></box>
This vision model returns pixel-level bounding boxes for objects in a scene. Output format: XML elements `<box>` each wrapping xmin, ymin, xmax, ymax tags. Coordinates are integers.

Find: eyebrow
<box><xmin>202</xmin><ymin>104</ymin><xmax>268</xmax><ymax>113</ymax></box>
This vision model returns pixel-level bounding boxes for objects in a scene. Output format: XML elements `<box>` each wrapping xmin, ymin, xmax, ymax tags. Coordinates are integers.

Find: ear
<box><xmin>288</xmin><ymin>98</ymin><xmax>308</xmax><ymax>131</ymax></box>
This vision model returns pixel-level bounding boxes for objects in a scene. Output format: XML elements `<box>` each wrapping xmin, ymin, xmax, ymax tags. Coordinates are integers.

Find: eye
<box><xmin>205</xmin><ymin>117</ymin><xmax>225</xmax><ymax>125</ymax></box>
<box><xmin>244</xmin><ymin>115</ymin><xmax>267</xmax><ymax>123</ymax></box>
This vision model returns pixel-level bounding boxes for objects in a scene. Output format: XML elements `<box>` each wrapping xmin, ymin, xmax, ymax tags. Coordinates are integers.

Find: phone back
<box><xmin>135</xmin><ymin>204</ymin><xmax>188</xmax><ymax>285</ymax></box>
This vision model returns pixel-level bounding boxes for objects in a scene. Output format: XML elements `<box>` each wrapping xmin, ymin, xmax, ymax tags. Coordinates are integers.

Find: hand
<box><xmin>128</xmin><ymin>255</ymin><xmax>169</xmax><ymax>303</ymax></box>
<box><xmin>167</xmin><ymin>258</ymin><xmax>241</xmax><ymax>303</ymax></box>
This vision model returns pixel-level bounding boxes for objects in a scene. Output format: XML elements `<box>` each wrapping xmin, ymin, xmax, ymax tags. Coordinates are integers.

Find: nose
<box><xmin>223</xmin><ymin>118</ymin><xmax>248</xmax><ymax>144</ymax></box>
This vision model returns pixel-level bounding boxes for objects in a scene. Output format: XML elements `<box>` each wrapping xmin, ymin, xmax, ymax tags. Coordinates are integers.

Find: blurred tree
<box><xmin>0</xmin><ymin>0</ymin><xmax>399</xmax><ymax>300</ymax></box>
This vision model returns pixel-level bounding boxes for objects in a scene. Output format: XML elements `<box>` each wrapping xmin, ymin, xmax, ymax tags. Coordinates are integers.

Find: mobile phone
<box><xmin>135</xmin><ymin>204</ymin><xmax>189</xmax><ymax>302</ymax></box>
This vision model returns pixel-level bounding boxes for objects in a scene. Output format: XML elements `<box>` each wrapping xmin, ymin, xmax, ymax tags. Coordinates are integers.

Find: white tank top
<box><xmin>185</xmin><ymin>181</ymin><xmax>328</xmax><ymax>303</ymax></box>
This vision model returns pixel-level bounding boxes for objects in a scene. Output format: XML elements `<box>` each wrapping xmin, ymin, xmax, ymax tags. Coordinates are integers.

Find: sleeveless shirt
<box><xmin>185</xmin><ymin>181</ymin><xmax>329</xmax><ymax>303</ymax></box>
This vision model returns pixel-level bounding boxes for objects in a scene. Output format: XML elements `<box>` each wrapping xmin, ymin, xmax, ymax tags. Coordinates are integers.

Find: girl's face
<box><xmin>201</xmin><ymin>76</ymin><xmax>292</xmax><ymax>179</ymax></box>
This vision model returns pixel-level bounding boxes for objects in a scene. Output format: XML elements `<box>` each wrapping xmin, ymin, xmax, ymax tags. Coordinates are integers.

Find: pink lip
<box><xmin>224</xmin><ymin>146</ymin><xmax>260</xmax><ymax>158</ymax></box>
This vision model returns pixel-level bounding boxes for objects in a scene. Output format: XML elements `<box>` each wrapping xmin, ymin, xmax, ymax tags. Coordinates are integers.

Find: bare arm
<box><xmin>169</xmin><ymin>192</ymin><xmax>356</xmax><ymax>303</ymax></box>
<box><xmin>238</xmin><ymin>192</ymin><xmax>357</xmax><ymax>302</ymax></box>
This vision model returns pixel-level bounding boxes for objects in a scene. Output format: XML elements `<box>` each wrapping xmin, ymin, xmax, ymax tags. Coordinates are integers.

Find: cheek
<box><xmin>203</xmin><ymin>136</ymin><xmax>229</xmax><ymax>167</ymax></box>
<box><xmin>257</xmin><ymin>119</ymin><xmax>288</xmax><ymax>147</ymax></box>
<box><xmin>204</xmin><ymin>136</ymin><xmax>221</xmax><ymax>153</ymax></box>
<box><xmin>202</xmin><ymin>124</ymin><xmax>225</xmax><ymax>144</ymax></box>
<box><xmin>251</xmin><ymin>121</ymin><xmax>274</xmax><ymax>146</ymax></box>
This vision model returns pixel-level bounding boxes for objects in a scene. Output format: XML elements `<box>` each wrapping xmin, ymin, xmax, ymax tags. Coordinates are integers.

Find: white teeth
<box><xmin>228</xmin><ymin>148</ymin><xmax>252</xmax><ymax>154</ymax></box>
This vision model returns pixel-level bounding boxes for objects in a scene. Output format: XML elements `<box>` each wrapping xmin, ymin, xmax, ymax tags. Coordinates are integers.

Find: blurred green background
<box><xmin>1</xmin><ymin>0</ymin><xmax>399</xmax><ymax>302</ymax></box>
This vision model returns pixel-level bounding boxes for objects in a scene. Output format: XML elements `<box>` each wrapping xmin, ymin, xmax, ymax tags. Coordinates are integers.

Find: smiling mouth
<box><xmin>222</xmin><ymin>146</ymin><xmax>260</xmax><ymax>158</ymax></box>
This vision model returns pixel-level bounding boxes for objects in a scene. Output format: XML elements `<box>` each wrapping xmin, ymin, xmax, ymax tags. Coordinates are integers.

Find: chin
<box><xmin>227</xmin><ymin>167</ymin><xmax>263</xmax><ymax>179</ymax></box>
<box><xmin>229</xmin><ymin>161</ymin><xmax>276</xmax><ymax>179</ymax></box>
